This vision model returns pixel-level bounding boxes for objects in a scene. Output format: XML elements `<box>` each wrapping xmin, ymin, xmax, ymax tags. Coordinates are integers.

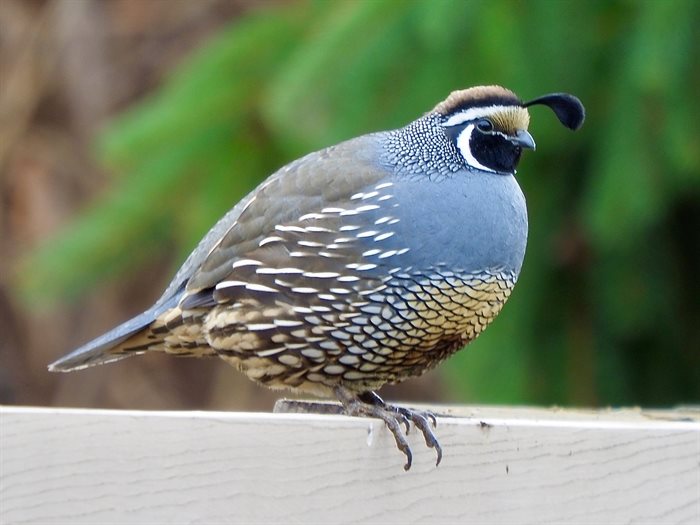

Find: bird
<box><xmin>49</xmin><ymin>85</ymin><xmax>585</xmax><ymax>470</ymax></box>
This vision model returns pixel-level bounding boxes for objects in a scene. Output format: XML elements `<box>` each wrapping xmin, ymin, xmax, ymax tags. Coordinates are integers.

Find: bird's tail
<box><xmin>48</xmin><ymin>305</ymin><xmax>168</xmax><ymax>372</ymax></box>
<box><xmin>48</xmin><ymin>296</ymin><xmax>215</xmax><ymax>372</ymax></box>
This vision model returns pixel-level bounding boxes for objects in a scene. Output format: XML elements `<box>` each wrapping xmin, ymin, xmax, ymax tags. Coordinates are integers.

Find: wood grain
<box><xmin>1</xmin><ymin>405</ymin><xmax>698</xmax><ymax>524</ymax></box>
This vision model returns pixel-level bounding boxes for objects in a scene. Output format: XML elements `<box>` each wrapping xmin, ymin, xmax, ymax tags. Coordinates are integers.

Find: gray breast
<box><xmin>381</xmin><ymin>170</ymin><xmax>528</xmax><ymax>278</ymax></box>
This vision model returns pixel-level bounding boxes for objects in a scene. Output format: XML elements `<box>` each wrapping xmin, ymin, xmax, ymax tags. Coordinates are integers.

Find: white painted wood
<box><xmin>1</xmin><ymin>405</ymin><xmax>698</xmax><ymax>524</ymax></box>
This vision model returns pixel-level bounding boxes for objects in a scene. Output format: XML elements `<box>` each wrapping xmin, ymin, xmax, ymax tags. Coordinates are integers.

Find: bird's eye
<box><xmin>476</xmin><ymin>118</ymin><xmax>494</xmax><ymax>132</ymax></box>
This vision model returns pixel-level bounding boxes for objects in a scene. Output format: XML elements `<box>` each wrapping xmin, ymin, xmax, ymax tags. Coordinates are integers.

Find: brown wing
<box><xmin>179</xmin><ymin>133</ymin><xmax>391</xmax><ymax>308</ymax></box>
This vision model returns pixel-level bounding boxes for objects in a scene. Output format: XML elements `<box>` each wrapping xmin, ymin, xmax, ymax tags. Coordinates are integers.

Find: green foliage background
<box><xmin>21</xmin><ymin>0</ymin><xmax>700</xmax><ymax>406</ymax></box>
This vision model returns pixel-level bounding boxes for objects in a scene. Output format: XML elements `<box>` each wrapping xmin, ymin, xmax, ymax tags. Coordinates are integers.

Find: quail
<box><xmin>49</xmin><ymin>85</ymin><xmax>584</xmax><ymax>470</ymax></box>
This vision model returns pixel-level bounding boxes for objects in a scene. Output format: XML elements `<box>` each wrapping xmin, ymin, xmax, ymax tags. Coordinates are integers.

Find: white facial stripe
<box><xmin>442</xmin><ymin>105</ymin><xmax>519</xmax><ymax>127</ymax></box>
<box><xmin>456</xmin><ymin>124</ymin><xmax>497</xmax><ymax>173</ymax></box>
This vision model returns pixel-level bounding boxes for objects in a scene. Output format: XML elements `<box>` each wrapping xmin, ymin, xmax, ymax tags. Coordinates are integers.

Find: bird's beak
<box><xmin>510</xmin><ymin>129</ymin><xmax>536</xmax><ymax>151</ymax></box>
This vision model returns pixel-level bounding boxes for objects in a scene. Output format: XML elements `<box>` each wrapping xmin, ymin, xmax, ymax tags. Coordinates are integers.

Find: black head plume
<box><xmin>523</xmin><ymin>93</ymin><xmax>585</xmax><ymax>131</ymax></box>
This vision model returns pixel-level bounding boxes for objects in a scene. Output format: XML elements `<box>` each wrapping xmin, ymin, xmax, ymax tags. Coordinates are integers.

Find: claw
<box><xmin>382</xmin><ymin>411</ymin><xmax>413</xmax><ymax>470</ymax></box>
<box><xmin>407</xmin><ymin>411</ymin><xmax>443</xmax><ymax>467</ymax></box>
<box><xmin>396</xmin><ymin>412</ymin><xmax>411</xmax><ymax>435</ymax></box>
<box><xmin>392</xmin><ymin>407</ymin><xmax>410</xmax><ymax>434</ymax></box>
<box><xmin>335</xmin><ymin>387</ymin><xmax>442</xmax><ymax>470</ymax></box>
<box><xmin>427</xmin><ymin>412</ymin><xmax>438</xmax><ymax>428</ymax></box>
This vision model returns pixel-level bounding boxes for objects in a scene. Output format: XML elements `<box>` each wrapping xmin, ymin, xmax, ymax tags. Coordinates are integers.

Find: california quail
<box><xmin>49</xmin><ymin>85</ymin><xmax>584</xmax><ymax>470</ymax></box>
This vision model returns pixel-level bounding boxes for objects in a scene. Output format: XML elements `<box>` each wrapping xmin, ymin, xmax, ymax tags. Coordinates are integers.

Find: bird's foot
<box><xmin>334</xmin><ymin>387</ymin><xmax>442</xmax><ymax>471</ymax></box>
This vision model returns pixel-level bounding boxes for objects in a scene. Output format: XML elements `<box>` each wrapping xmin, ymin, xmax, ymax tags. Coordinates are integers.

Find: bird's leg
<box><xmin>335</xmin><ymin>386</ymin><xmax>413</xmax><ymax>470</ymax></box>
<box><xmin>334</xmin><ymin>386</ymin><xmax>442</xmax><ymax>470</ymax></box>
<box><xmin>359</xmin><ymin>390</ymin><xmax>442</xmax><ymax>467</ymax></box>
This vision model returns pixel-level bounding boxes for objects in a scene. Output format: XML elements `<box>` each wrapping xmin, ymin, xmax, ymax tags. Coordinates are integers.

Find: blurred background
<box><xmin>1</xmin><ymin>0</ymin><xmax>698</xmax><ymax>412</ymax></box>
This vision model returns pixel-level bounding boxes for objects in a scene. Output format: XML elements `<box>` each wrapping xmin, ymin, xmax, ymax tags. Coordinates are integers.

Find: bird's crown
<box><xmin>433</xmin><ymin>86</ymin><xmax>530</xmax><ymax>135</ymax></box>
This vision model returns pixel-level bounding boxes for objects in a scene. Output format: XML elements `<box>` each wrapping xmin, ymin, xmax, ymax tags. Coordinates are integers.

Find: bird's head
<box><xmin>434</xmin><ymin>85</ymin><xmax>585</xmax><ymax>175</ymax></box>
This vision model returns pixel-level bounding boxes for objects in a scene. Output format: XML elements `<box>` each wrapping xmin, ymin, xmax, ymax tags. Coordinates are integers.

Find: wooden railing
<box><xmin>1</xmin><ymin>404</ymin><xmax>698</xmax><ymax>524</ymax></box>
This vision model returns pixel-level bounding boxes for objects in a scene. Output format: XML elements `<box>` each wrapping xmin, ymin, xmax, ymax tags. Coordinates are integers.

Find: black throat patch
<box><xmin>470</xmin><ymin>130</ymin><xmax>522</xmax><ymax>173</ymax></box>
